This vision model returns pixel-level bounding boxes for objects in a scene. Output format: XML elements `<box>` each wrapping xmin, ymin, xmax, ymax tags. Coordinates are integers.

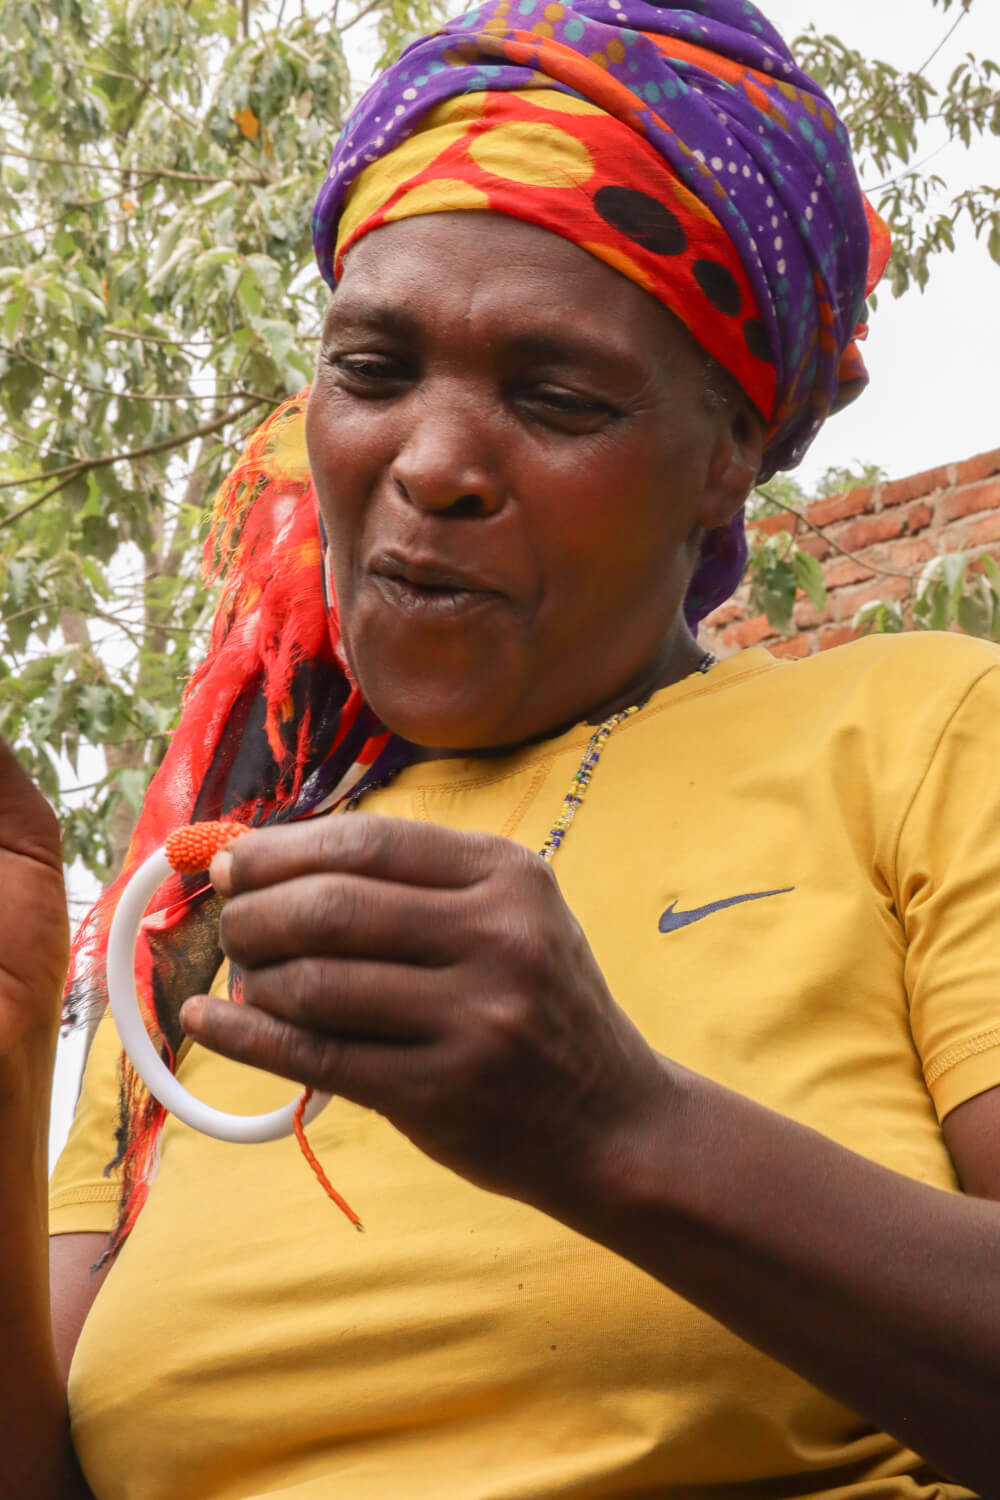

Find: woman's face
<box><xmin>306</xmin><ymin>212</ymin><xmax>753</xmax><ymax>752</ymax></box>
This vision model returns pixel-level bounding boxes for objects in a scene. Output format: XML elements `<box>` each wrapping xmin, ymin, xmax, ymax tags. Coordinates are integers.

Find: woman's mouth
<box><xmin>368</xmin><ymin>552</ymin><xmax>504</xmax><ymax>621</ymax></box>
<box><xmin>370</xmin><ymin>572</ymin><xmax>500</xmax><ymax>619</ymax></box>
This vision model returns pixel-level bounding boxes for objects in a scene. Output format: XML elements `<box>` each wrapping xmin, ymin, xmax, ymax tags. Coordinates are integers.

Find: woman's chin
<box><xmin>352</xmin><ymin>664</ymin><xmax>517</xmax><ymax>753</ymax></box>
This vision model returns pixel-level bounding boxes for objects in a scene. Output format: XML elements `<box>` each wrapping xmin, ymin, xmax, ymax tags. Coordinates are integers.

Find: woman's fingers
<box><xmin>218</xmin><ymin>872</ymin><xmax>464</xmax><ymax>969</ymax></box>
<box><xmin>239</xmin><ymin>956</ymin><xmax>452</xmax><ymax>1040</ymax></box>
<box><xmin>210</xmin><ymin>812</ymin><xmax>496</xmax><ymax>897</ymax></box>
<box><xmin>180</xmin><ymin>991</ymin><xmax>428</xmax><ymax>1109</ymax></box>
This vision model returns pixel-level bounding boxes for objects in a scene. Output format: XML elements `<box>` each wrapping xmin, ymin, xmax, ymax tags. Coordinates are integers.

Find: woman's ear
<box><xmin>696</xmin><ymin>395</ymin><xmax>765</xmax><ymax>532</ymax></box>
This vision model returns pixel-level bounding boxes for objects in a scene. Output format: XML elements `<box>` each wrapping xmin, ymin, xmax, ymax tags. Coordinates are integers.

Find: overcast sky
<box><xmin>736</xmin><ymin>0</ymin><xmax>999</xmax><ymax>488</ymax></box>
<box><xmin>48</xmin><ymin>0</ymin><xmax>999</xmax><ymax>1166</ymax></box>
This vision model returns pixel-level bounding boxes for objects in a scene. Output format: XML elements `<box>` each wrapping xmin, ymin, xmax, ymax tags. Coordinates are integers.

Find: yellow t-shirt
<box><xmin>50</xmin><ymin>634</ymin><xmax>1000</xmax><ymax>1500</ymax></box>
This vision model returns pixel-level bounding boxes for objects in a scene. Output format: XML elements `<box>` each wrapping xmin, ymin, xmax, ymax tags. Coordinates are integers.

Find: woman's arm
<box><xmin>0</xmin><ymin>1065</ymin><xmax>95</xmax><ymax>1500</ymax></box>
<box><xmin>50</xmin><ymin>1234</ymin><xmax>115</xmax><ymax>1386</ymax></box>
<box><xmin>559</xmin><ymin>1060</ymin><xmax>1000</xmax><ymax>1494</ymax></box>
<box><xmin>183</xmin><ymin>814</ymin><xmax>1000</xmax><ymax>1495</ymax></box>
<box><xmin>0</xmin><ymin>739</ymin><xmax>94</xmax><ymax>1499</ymax></box>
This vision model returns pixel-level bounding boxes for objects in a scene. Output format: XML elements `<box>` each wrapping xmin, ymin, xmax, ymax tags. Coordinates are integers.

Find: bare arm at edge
<box><xmin>50</xmin><ymin>1234</ymin><xmax>114</xmax><ymax>1386</ymax></box>
<box><xmin>0</xmin><ymin>736</ymin><xmax>96</xmax><ymax>1500</ymax></box>
<box><xmin>943</xmin><ymin>1085</ymin><xmax>1000</xmax><ymax>1203</ymax></box>
<box><xmin>0</xmin><ymin>1064</ymin><xmax>97</xmax><ymax>1500</ymax></box>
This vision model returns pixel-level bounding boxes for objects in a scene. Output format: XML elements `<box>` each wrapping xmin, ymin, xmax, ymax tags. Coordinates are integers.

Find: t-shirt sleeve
<box><xmin>48</xmin><ymin>960</ymin><xmax>234</xmax><ymax>1235</ymax></box>
<box><xmin>48</xmin><ymin>1009</ymin><xmax>124</xmax><ymax>1236</ymax></box>
<box><xmin>899</xmin><ymin>662</ymin><xmax>1000</xmax><ymax>1121</ymax></box>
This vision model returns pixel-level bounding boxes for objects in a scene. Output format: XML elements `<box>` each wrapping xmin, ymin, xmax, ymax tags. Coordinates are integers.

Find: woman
<box><xmin>5</xmin><ymin>0</ymin><xmax>1000</xmax><ymax>1494</ymax></box>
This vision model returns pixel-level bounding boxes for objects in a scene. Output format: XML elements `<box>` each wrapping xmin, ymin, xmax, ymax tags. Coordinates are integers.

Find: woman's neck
<box><xmin>406</xmin><ymin>629</ymin><xmax>710</xmax><ymax>765</ymax></box>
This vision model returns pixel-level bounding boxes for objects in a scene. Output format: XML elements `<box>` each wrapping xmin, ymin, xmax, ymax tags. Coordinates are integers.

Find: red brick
<box><xmin>722</xmin><ymin>613</ymin><xmax>776</xmax><ymax>649</ymax></box>
<box><xmin>969</xmin><ymin>550</ymin><xmax>1000</xmax><ymax>576</ymax></box>
<box><xmin>749</xmin><ymin>512</ymin><xmax>797</xmax><ymax>538</ymax></box>
<box><xmin>806</xmin><ymin>487</ymin><xmax>872</xmax><ymax>528</ymax></box>
<box><xmin>955</xmin><ymin>449</ymin><xmax>1000</xmax><ymax>487</ymax></box>
<box><xmin>904</xmin><ymin>502</ymin><xmax>934</xmax><ymax>534</ymax></box>
<box><xmin>823</xmin><ymin>556</ymin><xmax>876</xmax><ymax>590</ymax></box>
<box><xmin>833</xmin><ymin>512</ymin><xmax>906</xmax><ymax>553</ymax></box>
<box><xmin>832</xmin><ymin>573</ymin><xmax>911</xmax><ymax>622</ymax></box>
<box><xmin>793</xmin><ymin>596</ymin><xmax>830</xmax><ymax>629</ymax></box>
<box><xmin>942</xmin><ymin>479</ymin><xmax>1000</xmax><ymax>523</ymax></box>
<box><xmin>796</xmin><ymin>533</ymin><xmax>831</xmax><ymax>562</ymax></box>
<box><xmin>769</xmin><ymin>635</ymin><xmax>811</xmax><ymax>660</ymax></box>
<box><xmin>818</xmin><ymin>623</ymin><xmax>860</xmax><ymax>651</ymax></box>
<box><xmin>886</xmin><ymin>538</ymin><xmax>936</xmax><ymax>571</ymax></box>
<box><xmin>964</xmin><ymin>514</ymin><xmax>1000</xmax><ymax>549</ymax></box>
<box><xmin>703</xmin><ymin>599</ymin><xmax>745</xmax><ymax>628</ymax></box>
<box><xmin>881</xmin><ymin>464</ymin><xmax>953</xmax><ymax>507</ymax></box>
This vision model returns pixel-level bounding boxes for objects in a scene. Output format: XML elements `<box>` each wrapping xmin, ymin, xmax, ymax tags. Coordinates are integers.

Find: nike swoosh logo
<box><xmin>659</xmin><ymin>888</ymin><xmax>794</xmax><ymax>934</ymax></box>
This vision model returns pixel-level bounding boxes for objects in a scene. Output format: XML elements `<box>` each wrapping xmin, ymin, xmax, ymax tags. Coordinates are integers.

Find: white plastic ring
<box><xmin>107</xmin><ymin>846</ymin><xmax>330</xmax><ymax>1144</ymax></box>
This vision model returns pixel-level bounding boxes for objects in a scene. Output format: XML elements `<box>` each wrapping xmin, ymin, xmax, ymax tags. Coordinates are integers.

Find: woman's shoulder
<box><xmin>767</xmin><ymin>630</ymin><xmax>1000</xmax><ymax>707</ymax></box>
<box><xmin>706</xmin><ymin>632</ymin><xmax>1000</xmax><ymax>777</ymax></box>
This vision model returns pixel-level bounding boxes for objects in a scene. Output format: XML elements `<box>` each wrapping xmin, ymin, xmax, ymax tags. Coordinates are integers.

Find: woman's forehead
<box><xmin>331</xmin><ymin>212</ymin><xmax>697</xmax><ymax>369</ymax></box>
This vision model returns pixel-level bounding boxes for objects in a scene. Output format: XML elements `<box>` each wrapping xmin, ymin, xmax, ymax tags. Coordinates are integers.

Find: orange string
<box><xmin>294</xmin><ymin>1089</ymin><xmax>364</xmax><ymax>1231</ymax></box>
<box><xmin>166</xmin><ymin>822</ymin><xmax>364</xmax><ymax>1232</ymax></box>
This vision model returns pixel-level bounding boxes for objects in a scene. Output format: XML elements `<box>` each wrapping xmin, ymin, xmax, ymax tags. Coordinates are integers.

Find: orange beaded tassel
<box><xmin>165</xmin><ymin>820</ymin><xmax>252</xmax><ymax>874</ymax></box>
<box><xmin>165</xmin><ymin>821</ymin><xmax>362</xmax><ymax>1230</ymax></box>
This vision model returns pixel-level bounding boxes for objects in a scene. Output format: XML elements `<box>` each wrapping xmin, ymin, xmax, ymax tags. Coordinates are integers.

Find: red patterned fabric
<box><xmin>65</xmin><ymin>393</ymin><xmax>399</xmax><ymax>1251</ymax></box>
<box><xmin>336</xmin><ymin>88</ymin><xmax>778</xmax><ymax>422</ymax></box>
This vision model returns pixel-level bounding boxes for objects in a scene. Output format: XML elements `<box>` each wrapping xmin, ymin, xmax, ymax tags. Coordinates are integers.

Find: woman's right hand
<box><xmin>0</xmin><ymin>734</ymin><xmax>69</xmax><ymax>1058</ymax></box>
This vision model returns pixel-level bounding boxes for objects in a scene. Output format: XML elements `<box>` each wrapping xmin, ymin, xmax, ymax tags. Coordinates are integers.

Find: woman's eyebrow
<box><xmin>505</xmin><ymin>331</ymin><xmax>646</xmax><ymax>382</ymax></box>
<box><xmin>323</xmin><ymin>299</ymin><xmax>420</xmax><ymax>339</ymax></box>
<box><xmin>323</xmin><ymin>303</ymin><xmax>645</xmax><ymax>382</ymax></box>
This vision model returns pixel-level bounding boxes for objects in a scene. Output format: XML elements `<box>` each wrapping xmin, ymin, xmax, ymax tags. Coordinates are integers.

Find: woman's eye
<box><xmin>329</xmin><ymin>353</ymin><xmax>408</xmax><ymax>388</ymax></box>
<box><xmin>521</xmin><ymin>388</ymin><xmax>614</xmax><ymax>427</ymax></box>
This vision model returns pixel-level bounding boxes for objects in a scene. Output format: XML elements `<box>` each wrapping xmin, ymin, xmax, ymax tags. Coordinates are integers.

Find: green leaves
<box><xmin>792</xmin><ymin>17</ymin><xmax>1000</xmax><ymax>297</ymax></box>
<box><xmin>747</xmin><ymin>530</ymin><xmax>828</xmax><ymax>638</ymax></box>
<box><xmin>0</xmin><ymin>0</ymin><xmax>363</xmax><ymax>878</ymax></box>
<box><xmin>855</xmin><ymin>553</ymin><xmax>1000</xmax><ymax>641</ymax></box>
<box><xmin>792</xmin><ymin>549</ymin><xmax>827</xmax><ymax>614</ymax></box>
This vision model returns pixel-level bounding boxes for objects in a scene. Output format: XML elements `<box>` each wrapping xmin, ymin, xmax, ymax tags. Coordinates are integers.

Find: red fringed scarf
<box><xmin>65</xmin><ymin>390</ymin><xmax>404</xmax><ymax>1253</ymax></box>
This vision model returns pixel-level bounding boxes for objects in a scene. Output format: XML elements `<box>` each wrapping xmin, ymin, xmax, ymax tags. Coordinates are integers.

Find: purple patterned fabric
<box><xmin>312</xmin><ymin>0</ymin><xmax>882</xmax><ymax>624</ymax></box>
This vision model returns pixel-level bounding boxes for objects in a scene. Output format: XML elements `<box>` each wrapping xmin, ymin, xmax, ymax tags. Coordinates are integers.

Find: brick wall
<box><xmin>701</xmin><ymin>447</ymin><xmax>1000</xmax><ymax>660</ymax></box>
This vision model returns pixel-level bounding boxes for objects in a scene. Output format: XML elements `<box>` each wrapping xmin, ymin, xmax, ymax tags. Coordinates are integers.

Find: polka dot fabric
<box><xmin>336</xmin><ymin>89</ymin><xmax>778</xmax><ymax>423</ymax></box>
<box><xmin>312</xmin><ymin>0</ymin><xmax>891</xmax><ymax>622</ymax></box>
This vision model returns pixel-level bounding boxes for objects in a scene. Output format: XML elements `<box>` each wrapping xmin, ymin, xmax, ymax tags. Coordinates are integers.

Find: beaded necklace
<box><xmin>345</xmin><ymin>651</ymin><xmax>717</xmax><ymax>859</ymax></box>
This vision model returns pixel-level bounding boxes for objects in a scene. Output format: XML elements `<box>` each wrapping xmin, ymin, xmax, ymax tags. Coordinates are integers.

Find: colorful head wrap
<box><xmin>315</xmin><ymin>0</ymin><xmax>889</xmax><ymax>617</ymax></box>
<box><xmin>68</xmin><ymin>0</ymin><xmax>888</xmax><ymax>1250</ymax></box>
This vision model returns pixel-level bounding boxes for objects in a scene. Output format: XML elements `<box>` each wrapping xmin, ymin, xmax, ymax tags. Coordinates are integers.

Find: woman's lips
<box><xmin>367</xmin><ymin>552</ymin><xmax>506</xmax><ymax>621</ymax></box>
<box><xmin>369</xmin><ymin>570</ymin><xmax>502</xmax><ymax>620</ymax></box>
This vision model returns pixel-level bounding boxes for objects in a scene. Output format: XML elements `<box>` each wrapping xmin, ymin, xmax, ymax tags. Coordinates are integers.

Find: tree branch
<box><xmin>863</xmin><ymin>8</ymin><xmax>970</xmax><ymax>126</ymax></box>
<box><xmin>0</xmin><ymin>471</ymin><xmax>83</xmax><ymax>530</ymax></box>
<box><xmin>0</xmin><ymin>188</ymin><xmax>127</xmax><ymax>244</ymax></box>
<box><xmin>0</xmin><ymin>423</ymin><xmax>77</xmax><ymax>461</ymax></box>
<box><xmin>757</xmin><ymin>491</ymin><xmax>925</xmax><ymax>582</ymax></box>
<box><xmin>340</xmin><ymin>0</ymin><xmax>387</xmax><ymax>33</ymax></box>
<box><xmin>0</xmin><ymin>399</ymin><xmax>264</xmax><ymax>511</ymax></box>
<box><xmin>2</xmin><ymin>342</ymin><xmax>277</xmax><ymax>406</ymax></box>
<box><xmin>103</xmin><ymin>327</ymin><xmax>226</xmax><ymax>348</ymax></box>
<box><xmin>1</xmin><ymin>145</ymin><xmax>272</xmax><ymax>187</ymax></box>
<box><xmin>81</xmin><ymin>62</ymin><xmax>200</xmax><ymax>131</ymax></box>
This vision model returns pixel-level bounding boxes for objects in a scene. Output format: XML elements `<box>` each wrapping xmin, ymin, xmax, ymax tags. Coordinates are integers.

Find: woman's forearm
<box><xmin>566</xmin><ymin>1059</ymin><xmax>1000</xmax><ymax>1493</ymax></box>
<box><xmin>0</xmin><ymin>1051</ymin><xmax>93</xmax><ymax>1500</ymax></box>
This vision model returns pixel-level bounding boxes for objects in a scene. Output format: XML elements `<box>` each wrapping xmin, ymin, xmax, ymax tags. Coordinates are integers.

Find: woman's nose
<box><xmin>389</xmin><ymin>386</ymin><xmax>503</xmax><ymax>519</ymax></box>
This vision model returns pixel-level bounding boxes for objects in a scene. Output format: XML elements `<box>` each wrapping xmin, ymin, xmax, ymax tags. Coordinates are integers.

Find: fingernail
<box><xmin>209</xmin><ymin>848</ymin><xmax>233</xmax><ymax>896</ymax></box>
<box><xmin>180</xmin><ymin>996</ymin><xmax>203</xmax><ymax>1034</ymax></box>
